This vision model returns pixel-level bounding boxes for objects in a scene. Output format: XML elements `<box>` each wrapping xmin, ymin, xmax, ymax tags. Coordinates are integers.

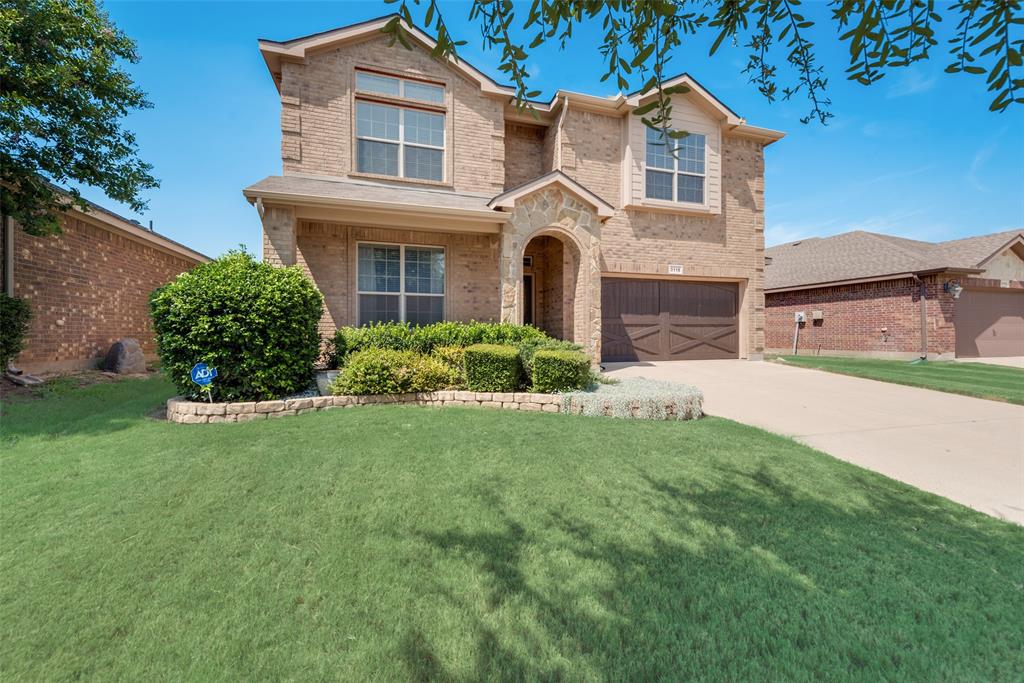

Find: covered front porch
<box><xmin>245</xmin><ymin>173</ymin><xmax>613</xmax><ymax>357</ymax></box>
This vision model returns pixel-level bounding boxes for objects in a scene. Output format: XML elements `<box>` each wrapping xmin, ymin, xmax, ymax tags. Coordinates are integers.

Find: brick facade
<box><xmin>295</xmin><ymin>222</ymin><xmax>500</xmax><ymax>338</ymax></box>
<box><xmin>765</xmin><ymin>275</ymin><xmax>957</xmax><ymax>358</ymax></box>
<box><xmin>5</xmin><ymin>213</ymin><xmax>204</xmax><ymax>372</ymax></box>
<box><xmin>254</xmin><ymin>23</ymin><xmax>776</xmax><ymax>360</ymax></box>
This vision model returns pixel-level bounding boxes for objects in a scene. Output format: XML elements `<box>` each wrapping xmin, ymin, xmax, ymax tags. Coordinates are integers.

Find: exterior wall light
<box><xmin>943</xmin><ymin>281</ymin><xmax>964</xmax><ymax>299</ymax></box>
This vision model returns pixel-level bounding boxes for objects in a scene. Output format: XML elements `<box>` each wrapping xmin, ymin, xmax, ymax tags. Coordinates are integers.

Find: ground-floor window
<box><xmin>357</xmin><ymin>243</ymin><xmax>445</xmax><ymax>326</ymax></box>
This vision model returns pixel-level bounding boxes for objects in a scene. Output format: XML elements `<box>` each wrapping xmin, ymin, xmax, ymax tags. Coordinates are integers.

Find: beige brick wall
<box><xmin>560</xmin><ymin>109</ymin><xmax>767</xmax><ymax>355</ymax></box>
<box><xmin>504</xmin><ymin>123</ymin><xmax>545</xmax><ymax>189</ymax></box>
<box><xmin>279</xmin><ymin>34</ymin><xmax>506</xmax><ymax>195</ymax></box>
<box><xmin>295</xmin><ymin>222</ymin><xmax>501</xmax><ymax>338</ymax></box>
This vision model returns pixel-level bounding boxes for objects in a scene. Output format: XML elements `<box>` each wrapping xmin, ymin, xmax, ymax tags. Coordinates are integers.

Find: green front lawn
<box><xmin>775</xmin><ymin>355</ymin><xmax>1024</xmax><ymax>404</ymax></box>
<box><xmin>2</xmin><ymin>377</ymin><xmax>1021</xmax><ymax>680</ymax></box>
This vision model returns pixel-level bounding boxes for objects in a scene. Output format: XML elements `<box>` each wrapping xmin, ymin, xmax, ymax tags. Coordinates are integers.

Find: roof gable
<box><xmin>259</xmin><ymin>14</ymin><xmax>512</xmax><ymax>95</ymax></box>
<box><xmin>488</xmin><ymin>171</ymin><xmax>615</xmax><ymax>219</ymax></box>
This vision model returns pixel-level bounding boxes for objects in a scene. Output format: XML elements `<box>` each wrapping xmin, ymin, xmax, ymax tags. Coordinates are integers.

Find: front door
<box><xmin>522</xmin><ymin>274</ymin><xmax>534</xmax><ymax>326</ymax></box>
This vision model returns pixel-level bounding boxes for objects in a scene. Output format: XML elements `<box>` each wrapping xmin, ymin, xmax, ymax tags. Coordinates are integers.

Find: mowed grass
<box><xmin>2</xmin><ymin>378</ymin><xmax>1022</xmax><ymax>681</ymax></box>
<box><xmin>776</xmin><ymin>355</ymin><xmax>1024</xmax><ymax>404</ymax></box>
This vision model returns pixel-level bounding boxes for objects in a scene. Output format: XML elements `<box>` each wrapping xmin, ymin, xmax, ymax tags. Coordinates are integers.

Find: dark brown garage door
<box><xmin>601</xmin><ymin>278</ymin><xmax>739</xmax><ymax>362</ymax></box>
<box><xmin>955</xmin><ymin>288</ymin><xmax>1024</xmax><ymax>358</ymax></box>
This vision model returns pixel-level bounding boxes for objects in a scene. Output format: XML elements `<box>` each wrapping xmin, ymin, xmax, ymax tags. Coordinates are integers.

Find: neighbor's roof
<box><xmin>257</xmin><ymin>14</ymin><xmax>784</xmax><ymax>143</ymax></box>
<box><xmin>45</xmin><ymin>184</ymin><xmax>209</xmax><ymax>263</ymax></box>
<box><xmin>765</xmin><ymin>229</ymin><xmax>1024</xmax><ymax>291</ymax></box>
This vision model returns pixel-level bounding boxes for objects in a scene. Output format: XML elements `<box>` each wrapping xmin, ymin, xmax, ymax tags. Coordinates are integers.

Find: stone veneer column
<box><xmin>498</xmin><ymin>188</ymin><xmax>603</xmax><ymax>360</ymax></box>
<box><xmin>261</xmin><ymin>205</ymin><xmax>297</xmax><ymax>267</ymax></box>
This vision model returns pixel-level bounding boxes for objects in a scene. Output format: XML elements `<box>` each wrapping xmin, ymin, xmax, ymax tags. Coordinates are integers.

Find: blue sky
<box><xmin>79</xmin><ymin>1</ymin><xmax>1023</xmax><ymax>257</ymax></box>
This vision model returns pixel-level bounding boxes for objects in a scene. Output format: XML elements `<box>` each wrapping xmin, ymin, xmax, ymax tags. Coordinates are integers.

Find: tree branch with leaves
<box><xmin>382</xmin><ymin>0</ymin><xmax>1023</xmax><ymax>132</ymax></box>
<box><xmin>0</xmin><ymin>0</ymin><xmax>158</xmax><ymax>236</ymax></box>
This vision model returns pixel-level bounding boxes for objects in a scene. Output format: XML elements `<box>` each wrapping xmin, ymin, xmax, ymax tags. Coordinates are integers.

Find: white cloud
<box><xmin>967</xmin><ymin>143</ymin><xmax>996</xmax><ymax>192</ymax></box>
<box><xmin>886</xmin><ymin>69</ymin><xmax>937</xmax><ymax>98</ymax></box>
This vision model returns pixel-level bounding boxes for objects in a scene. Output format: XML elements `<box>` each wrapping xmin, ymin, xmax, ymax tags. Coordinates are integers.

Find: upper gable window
<box><xmin>354</xmin><ymin>70</ymin><xmax>446</xmax><ymax>182</ymax></box>
<box><xmin>355</xmin><ymin>71</ymin><xmax>444</xmax><ymax>104</ymax></box>
<box><xmin>645</xmin><ymin>127</ymin><xmax>706</xmax><ymax>204</ymax></box>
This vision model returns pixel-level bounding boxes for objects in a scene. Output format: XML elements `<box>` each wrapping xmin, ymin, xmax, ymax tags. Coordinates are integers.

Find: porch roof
<box><xmin>243</xmin><ymin>174</ymin><xmax>504</xmax><ymax>223</ymax></box>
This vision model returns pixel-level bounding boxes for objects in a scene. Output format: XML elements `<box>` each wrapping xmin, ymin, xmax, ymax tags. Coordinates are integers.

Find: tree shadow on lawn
<box><xmin>402</xmin><ymin>467</ymin><xmax>1024</xmax><ymax>681</ymax></box>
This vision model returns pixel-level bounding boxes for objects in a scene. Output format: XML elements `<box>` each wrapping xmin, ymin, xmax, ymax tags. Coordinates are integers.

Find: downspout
<box><xmin>912</xmin><ymin>274</ymin><xmax>928</xmax><ymax>360</ymax></box>
<box><xmin>554</xmin><ymin>95</ymin><xmax>569</xmax><ymax>170</ymax></box>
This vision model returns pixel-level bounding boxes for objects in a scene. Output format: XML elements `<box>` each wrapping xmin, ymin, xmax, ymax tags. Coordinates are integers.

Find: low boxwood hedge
<box><xmin>330</xmin><ymin>348</ymin><xmax>459</xmax><ymax>395</ymax></box>
<box><xmin>334</xmin><ymin>321</ymin><xmax>547</xmax><ymax>365</ymax></box>
<box><xmin>531</xmin><ymin>349</ymin><xmax>592</xmax><ymax>393</ymax></box>
<box><xmin>463</xmin><ymin>344</ymin><xmax>521</xmax><ymax>392</ymax></box>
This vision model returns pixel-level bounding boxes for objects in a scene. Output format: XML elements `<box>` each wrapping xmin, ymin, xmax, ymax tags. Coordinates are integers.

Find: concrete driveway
<box><xmin>604</xmin><ymin>360</ymin><xmax>1024</xmax><ymax>524</ymax></box>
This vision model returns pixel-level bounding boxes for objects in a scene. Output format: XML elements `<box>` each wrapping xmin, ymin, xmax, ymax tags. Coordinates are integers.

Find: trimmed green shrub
<box><xmin>333</xmin><ymin>321</ymin><xmax>548</xmax><ymax>365</ymax></box>
<box><xmin>531</xmin><ymin>349</ymin><xmax>592</xmax><ymax>393</ymax></box>
<box><xmin>463</xmin><ymin>344</ymin><xmax>521</xmax><ymax>392</ymax></box>
<box><xmin>431</xmin><ymin>345</ymin><xmax>465</xmax><ymax>371</ymax></box>
<box><xmin>150</xmin><ymin>250</ymin><xmax>323</xmax><ymax>401</ymax></box>
<box><xmin>330</xmin><ymin>349</ymin><xmax>458</xmax><ymax>395</ymax></box>
<box><xmin>517</xmin><ymin>337</ymin><xmax>583</xmax><ymax>375</ymax></box>
<box><xmin>0</xmin><ymin>293</ymin><xmax>32</xmax><ymax>367</ymax></box>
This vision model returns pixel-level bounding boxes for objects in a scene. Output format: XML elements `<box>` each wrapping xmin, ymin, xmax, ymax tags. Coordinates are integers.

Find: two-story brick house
<box><xmin>244</xmin><ymin>15</ymin><xmax>784</xmax><ymax>362</ymax></box>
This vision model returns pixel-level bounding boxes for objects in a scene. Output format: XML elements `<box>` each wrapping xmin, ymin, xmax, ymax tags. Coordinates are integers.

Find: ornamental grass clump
<box><xmin>149</xmin><ymin>250</ymin><xmax>323</xmax><ymax>401</ymax></box>
<box><xmin>561</xmin><ymin>377</ymin><xmax>703</xmax><ymax>420</ymax></box>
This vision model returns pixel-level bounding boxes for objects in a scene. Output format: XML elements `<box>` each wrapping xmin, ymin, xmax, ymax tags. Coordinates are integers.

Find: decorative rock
<box><xmin>520</xmin><ymin>402</ymin><xmax>542</xmax><ymax>411</ymax></box>
<box><xmin>267</xmin><ymin>409</ymin><xmax>298</xmax><ymax>419</ymax></box>
<box><xmin>286</xmin><ymin>398</ymin><xmax>313</xmax><ymax>411</ymax></box>
<box><xmin>311</xmin><ymin>396</ymin><xmax>333</xmax><ymax>409</ymax></box>
<box><xmin>454</xmin><ymin>391</ymin><xmax>476</xmax><ymax>401</ymax></box>
<box><xmin>195</xmin><ymin>402</ymin><xmax>226</xmax><ymax>416</ymax></box>
<box><xmin>542</xmin><ymin>404</ymin><xmax>560</xmax><ymax>413</ymax></box>
<box><xmin>236</xmin><ymin>413</ymin><xmax>267</xmax><ymax>422</ymax></box>
<box><xmin>100</xmin><ymin>338</ymin><xmax>146</xmax><ymax>374</ymax></box>
<box><xmin>255</xmin><ymin>400</ymin><xmax>285</xmax><ymax>413</ymax></box>
<box><xmin>226</xmin><ymin>402</ymin><xmax>256</xmax><ymax>415</ymax></box>
<box><xmin>207</xmin><ymin>415</ymin><xmax>236</xmax><ymax>423</ymax></box>
<box><xmin>492</xmin><ymin>393</ymin><xmax>515</xmax><ymax>402</ymax></box>
<box><xmin>179</xmin><ymin>414</ymin><xmax>208</xmax><ymax>424</ymax></box>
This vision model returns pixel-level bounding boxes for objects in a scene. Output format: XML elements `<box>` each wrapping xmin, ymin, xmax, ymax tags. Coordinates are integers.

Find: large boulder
<box><xmin>101</xmin><ymin>338</ymin><xmax>147</xmax><ymax>374</ymax></box>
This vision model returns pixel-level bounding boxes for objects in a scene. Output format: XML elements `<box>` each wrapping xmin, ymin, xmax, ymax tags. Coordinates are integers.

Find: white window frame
<box><xmin>644</xmin><ymin>128</ymin><xmax>707</xmax><ymax>206</ymax></box>
<box><xmin>355</xmin><ymin>241</ymin><xmax>446</xmax><ymax>325</ymax></box>
<box><xmin>355</xmin><ymin>101</ymin><xmax>446</xmax><ymax>182</ymax></box>
<box><xmin>354</xmin><ymin>70</ymin><xmax>447</xmax><ymax>183</ymax></box>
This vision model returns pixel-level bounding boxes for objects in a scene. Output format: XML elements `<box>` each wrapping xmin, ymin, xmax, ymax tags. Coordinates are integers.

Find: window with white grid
<box><xmin>645</xmin><ymin>127</ymin><xmax>706</xmax><ymax>205</ymax></box>
<box><xmin>357</xmin><ymin>243</ymin><xmax>445</xmax><ymax>326</ymax></box>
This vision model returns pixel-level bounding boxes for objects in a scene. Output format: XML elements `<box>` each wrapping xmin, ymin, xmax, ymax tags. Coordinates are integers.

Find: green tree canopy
<box><xmin>1</xmin><ymin>0</ymin><xmax>157</xmax><ymax>236</ymax></box>
<box><xmin>382</xmin><ymin>0</ymin><xmax>1023</xmax><ymax>130</ymax></box>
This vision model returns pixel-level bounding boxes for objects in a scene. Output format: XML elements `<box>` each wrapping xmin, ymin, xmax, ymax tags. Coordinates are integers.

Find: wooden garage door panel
<box><xmin>955</xmin><ymin>288</ymin><xmax>1024</xmax><ymax>358</ymax></box>
<box><xmin>602</xmin><ymin>279</ymin><xmax>739</xmax><ymax>362</ymax></box>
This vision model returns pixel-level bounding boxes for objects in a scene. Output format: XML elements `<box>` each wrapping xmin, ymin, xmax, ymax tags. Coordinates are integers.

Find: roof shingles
<box><xmin>765</xmin><ymin>229</ymin><xmax>1024</xmax><ymax>290</ymax></box>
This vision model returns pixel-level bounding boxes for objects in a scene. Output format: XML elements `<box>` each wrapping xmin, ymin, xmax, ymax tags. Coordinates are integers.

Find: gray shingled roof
<box><xmin>243</xmin><ymin>175</ymin><xmax>497</xmax><ymax>216</ymax></box>
<box><xmin>765</xmin><ymin>229</ymin><xmax>1024</xmax><ymax>290</ymax></box>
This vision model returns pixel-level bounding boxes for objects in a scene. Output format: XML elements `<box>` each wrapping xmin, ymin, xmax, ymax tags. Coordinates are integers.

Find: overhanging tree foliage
<box><xmin>382</xmin><ymin>0</ymin><xmax>1023</xmax><ymax>130</ymax></box>
<box><xmin>0</xmin><ymin>0</ymin><xmax>157</xmax><ymax>236</ymax></box>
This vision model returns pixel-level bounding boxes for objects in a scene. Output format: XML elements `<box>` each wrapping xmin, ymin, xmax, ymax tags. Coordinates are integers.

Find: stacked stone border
<box><xmin>166</xmin><ymin>391</ymin><xmax>563</xmax><ymax>424</ymax></box>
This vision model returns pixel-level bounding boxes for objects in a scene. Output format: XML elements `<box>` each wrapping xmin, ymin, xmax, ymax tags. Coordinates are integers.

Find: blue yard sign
<box><xmin>190</xmin><ymin>363</ymin><xmax>218</xmax><ymax>387</ymax></box>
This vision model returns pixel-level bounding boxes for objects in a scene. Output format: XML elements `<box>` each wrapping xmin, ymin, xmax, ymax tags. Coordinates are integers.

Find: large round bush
<box><xmin>150</xmin><ymin>251</ymin><xmax>323</xmax><ymax>401</ymax></box>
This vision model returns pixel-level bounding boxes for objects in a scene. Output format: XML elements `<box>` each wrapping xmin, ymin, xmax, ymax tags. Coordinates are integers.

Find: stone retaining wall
<box><xmin>166</xmin><ymin>391</ymin><xmax>563</xmax><ymax>424</ymax></box>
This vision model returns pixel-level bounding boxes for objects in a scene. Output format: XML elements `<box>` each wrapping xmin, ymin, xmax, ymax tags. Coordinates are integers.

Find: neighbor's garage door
<box><xmin>955</xmin><ymin>288</ymin><xmax>1024</xmax><ymax>358</ymax></box>
<box><xmin>601</xmin><ymin>278</ymin><xmax>739</xmax><ymax>362</ymax></box>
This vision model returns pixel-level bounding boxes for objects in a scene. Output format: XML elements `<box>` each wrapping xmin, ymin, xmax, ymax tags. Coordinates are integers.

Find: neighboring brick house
<box><xmin>245</xmin><ymin>15</ymin><xmax>784</xmax><ymax>362</ymax></box>
<box><xmin>1</xmin><ymin>197</ymin><xmax>208</xmax><ymax>373</ymax></box>
<box><xmin>765</xmin><ymin>230</ymin><xmax>1024</xmax><ymax>359</ymax></box>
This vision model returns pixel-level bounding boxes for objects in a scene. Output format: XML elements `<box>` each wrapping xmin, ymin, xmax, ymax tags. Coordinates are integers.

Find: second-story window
<box><xmin>645</xmin><ymin>127</ymin><xmax>706</xmax><ymax>204</ymax></box>
<box><xmin>355</xmin><ymin>71</ymin><xmax>445</xmax><ymax>182</ymax></box>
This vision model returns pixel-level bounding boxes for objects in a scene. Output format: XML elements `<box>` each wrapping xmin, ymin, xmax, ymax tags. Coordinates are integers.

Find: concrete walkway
<box><xmin>604</xmin><ymin>360</ymin><xmax>1024</xmax><ymax>524</ymax></box>
<box><xmin>954</xmin><ymin>356</ymin><xmax>1024</xmax><ymax>368</ymax></box>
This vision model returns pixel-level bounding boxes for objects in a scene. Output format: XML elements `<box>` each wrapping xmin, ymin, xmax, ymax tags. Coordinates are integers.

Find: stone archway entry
<box><xmin>493</xmin><ymin>183</ymin><xmax>607</xmax><ymax>359</ymax></box>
